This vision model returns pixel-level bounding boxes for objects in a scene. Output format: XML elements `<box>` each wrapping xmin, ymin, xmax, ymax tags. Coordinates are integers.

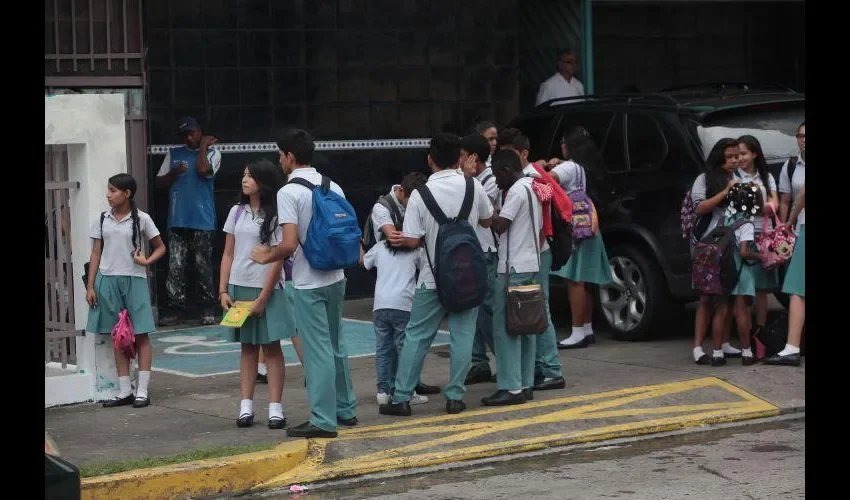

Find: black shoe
<box><xmin>102</xmin><ymin>395</ymin><xmax>134</xmax><ymax>408</ymax></box>
<box><xmin>379</xmin><ymin>401</ymin><xmax>412</xmax><ymax>417</ymax></box>
<box><xmin>268</xmin><ymin>416</ymin><xmax>286</xmax><ymax>429</ymax></box>
<box><xmin>481</xmin><ymin>390</ymin><xmax>526</xmax><ymax>406</ymax></box>
<box><xmin>337</xmin><ymin>416</ymin><xmax>358</xmax><ymax>427</ymax></box>
<box><xmin>286</xmin><ymin>421</ymin><xmax>337</xmax><ymax>438</ymax></box>
<box><xmin>533</xmin><ymin>374</ymin><xmax>544</xmax><ymax>387</ymax></box>
<box><xmin>558</xmin><ymin>338</ymin><xmax>589</xmax><ymax>350</ymax></box>
<box><xmin>533</xmin><ymin>376</ymin><xmax>566</xmax><ymax>391</ymax></box>
<box><xmin>237</xmin><ymin>413</ymin><xmax>254</xmax><ymax>428</ymax></box>
<box><xmin>711</xmin><ymin>356</ymin><xmax>727</xmax><ymax>367</ymax></box>
<box><xmin>256</xmin><ymin>373</ymin><xmax>268</xmax><ymax>384</ymax></box>
<box><xmin>415</xmin><ymin>382</ymin><xmax>441</xmax><ymax>395</ymax></box>
<box><xmin>132</xmin><ymin>396</ymin><xmax>150</xmax><ymax>408</ymax></box>
<box><xmin>465</xmin><ymin>367</ymin><xmax>493</xmax><ymax>385</ymax></box>
<box><xmin>158</xmin><ymin>314</ymin><xmax>181</xmax><ymax>327</ymax></box>
<box><xmin>742</xmin><ymin>356</ymin><xmax>755</xmax><ymax>366</ymax></box>
<box><xmin>446</xmin><ymin>400</ymin><xmax>467</xmax><ymax>414</ymax></box>
<box><xmin>522</xmin><ymin>388</ymin><xmax>534</xmax><ymax>401</ymax></box>
<box><xmin>763</xmin><ymin>353</ymin><xmax>801</xmax><ymax>366</ymax></box>
<box><xmin>587</xmin><ymin>334</ymin><xmax>597</xmax><ymax>344</ymax></box>
<box><xmin>695</xmin><ymin>354</ymin><xmax>710</xmax><ymax>365</ymax></box>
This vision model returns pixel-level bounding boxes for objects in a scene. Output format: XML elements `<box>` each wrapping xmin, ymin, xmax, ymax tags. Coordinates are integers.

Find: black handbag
<box><xmin>505</xmin><ymin>185</ymin><xmax>548</xmax><ymax>336</ymax></box>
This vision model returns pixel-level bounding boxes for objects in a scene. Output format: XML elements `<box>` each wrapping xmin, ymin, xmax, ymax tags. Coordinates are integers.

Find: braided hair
<box><xmin>107</xmin><ymin>173</ymin><xmax>141</xmax><ymax>251</ymax></box>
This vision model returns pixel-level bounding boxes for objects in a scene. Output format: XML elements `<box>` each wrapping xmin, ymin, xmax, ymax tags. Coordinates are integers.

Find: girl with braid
<box><xmin>86</xmin><ymin>174</ymin><xmax>166</xmax><ymax>409</ymax></box>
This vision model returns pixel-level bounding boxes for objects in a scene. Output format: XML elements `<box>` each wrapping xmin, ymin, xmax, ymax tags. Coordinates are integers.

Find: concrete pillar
<box><xmin>45</xmin><ymin>93</ymin><xmax>130</xmax><ymax>406</ymax></box>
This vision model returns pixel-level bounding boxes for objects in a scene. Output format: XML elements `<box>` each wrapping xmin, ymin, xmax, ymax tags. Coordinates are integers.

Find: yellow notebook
<box><xmin>220</xmin><ymin>301</ymin><xmax>254</xmax><ymax>327</ymax></box>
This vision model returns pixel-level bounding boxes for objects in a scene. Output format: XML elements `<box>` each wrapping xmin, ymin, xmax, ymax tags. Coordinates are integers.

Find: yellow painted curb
<box><xmin>81</xmin><ymin>440</ymin><xmax>308</xmax><ymax>500</ymax></box>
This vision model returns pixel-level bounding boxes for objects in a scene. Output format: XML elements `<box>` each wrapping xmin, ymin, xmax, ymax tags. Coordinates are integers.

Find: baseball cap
<box><xmin>177</xmin><ymin>117</ymin><xmax>200</xmax><ymax>134</ymax></box>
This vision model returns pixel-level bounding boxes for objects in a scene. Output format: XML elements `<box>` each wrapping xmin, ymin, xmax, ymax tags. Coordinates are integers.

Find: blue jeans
<box><xmin>373</xmin><ymin>309</ymin><xmax>411</xmax><ymax>394</ymax></box>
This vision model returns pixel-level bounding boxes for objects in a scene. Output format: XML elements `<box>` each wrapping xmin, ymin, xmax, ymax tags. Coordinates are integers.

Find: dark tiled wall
<box><xmin>145</xmin><ymin>0</ymin><xmax>520</xmax><ymax>145</ymax></box>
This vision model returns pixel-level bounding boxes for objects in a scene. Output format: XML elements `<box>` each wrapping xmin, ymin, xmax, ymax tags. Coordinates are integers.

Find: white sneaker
<box><xmin>376</xmin><ymin>392</ymin><xmax>390</xmax><ymax>405</ymax></box>
<box><xmin>410</xmin><ymin>392</ymin><xmax>429</xmax><ymax>405</ymax></box>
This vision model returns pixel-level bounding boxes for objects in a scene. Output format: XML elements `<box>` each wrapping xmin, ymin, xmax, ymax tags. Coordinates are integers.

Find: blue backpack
<box><xmin>287</xmin><ymin>176</ymin><xmax>362</xmax><ymax>271</ymax></box>
<box><xmin>416</xmin><ymin>176</ymin><xmax>488</xmax><ymax>313</ymax></box>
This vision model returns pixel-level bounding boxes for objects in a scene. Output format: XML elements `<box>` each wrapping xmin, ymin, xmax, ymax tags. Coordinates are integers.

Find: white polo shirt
<box><xmin>535</xmin><ymin>73</ymin><xmax>585</xmax><ymax>106</ymax></box>
<box><xmin>91</xmin><ymin>208</ymin><xmax>160</xmax><ymax>279</ymax></box>
<box><xmin>778</xmin><ymin>156</ymin><xmax>805</xmax><ymax>233</ymax></box>
<box><xmin>371</xmin><ymin>186</ymin><xmax>405</xmax><ymax>243</ymax></box>
<box><xmin>363</xmin><ymin>244</ymin><xmax>423</xmax><ymax>312</ymax></box>
<box><xmin>497</xmin><ymin>177</ymin><xmax>543</xmax><ymax>274</ymax></box>
<box><xmin>276</xmin><ymin>167</ymin><xmax>346</xmax><ymax>290</ymax></box>
<box><xmin>402</xmin><ymin>169</ymin><xmax>493</xmax><ymax>290</ymax></box>
<box><xmin>223</xmin><ymin>205</ymin><xmax>283</xmax><ymax>289</ymax></box>
<box><xmin>475</xmin><ymin>168</ymin><xmax>499</xmax><ymax>253</ymax></box>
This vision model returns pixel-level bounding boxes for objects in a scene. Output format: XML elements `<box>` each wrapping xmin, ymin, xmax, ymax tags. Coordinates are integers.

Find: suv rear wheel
<box><xmin>596</xmin><ymin>245</ymin><xmax>670</xmax><ymax>341</ymax></box>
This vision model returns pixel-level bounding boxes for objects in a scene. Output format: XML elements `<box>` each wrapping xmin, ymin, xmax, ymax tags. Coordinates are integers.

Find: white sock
<box><xmin>693</xmin><ymin>346</ymin><xmax>706</xmax><ymax>362</ymax></box>
<box><xmin>118</xmin><ymin>376</ymin><xmax>132</xmax><ymax>398</ymax></box>
<box><xmin>712</xmin><ymin>349</ymin><xmax>724</xmax><ymax>359</ymax></box>
<box><xmin>240</xmin><ymin>399</ymin><xmax>253</xmax><ymax>416</ymax></box>
<box><xmin>508</xmin><ymin>389</ymin><xmax>522</xmax><ymax>395</ymax></box>
<box><xmin>741</xmin><ymin>348</ymin><xmax>753</xmax><ymax>358</ymax></box>
<box><xmin>136</xmin><ymin>371</ymin><xmax>151</xmax><ymax>399</ymax></box>
<box><xmin>268</xmin><ymin>402</ymin><xmax>284</xmax><ymax>420</ymax></box>
<box><xmin>257</xmin><ymin>363</ymin><xmax>268</xmax><ymax>376</ymax></box>
<box><xmin>561</xmin><ymin>326</ymin><xmax>586</xmax><ymax>344</ymax></box>
<box><xmin>777</xmin><ymin>344</ymin><xmax>801</xmax><ymax>356</ymax></box>
<box><xmin>583</xmin><ymin>322</ymin><xmax>594</xmax><ymax>336</ymax></box>
<box><xmin>721</xmin><ymin>342</ymin><xmax>741</xmax><ymax>354</ymax></box>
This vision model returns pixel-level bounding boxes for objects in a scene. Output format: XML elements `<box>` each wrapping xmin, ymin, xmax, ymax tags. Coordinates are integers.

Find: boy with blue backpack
<box><xmin>251</xmin><ymin>129</ymin><xmax>360</xmax><ymax>439</ymax></box>
<box><xmin>379</xmin><ymin>133</ymin><xmax>493</xmax><ymax>417</ymax></box>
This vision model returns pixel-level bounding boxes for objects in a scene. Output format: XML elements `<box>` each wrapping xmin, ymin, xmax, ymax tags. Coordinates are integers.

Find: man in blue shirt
<box><xmin>156</xmin><ymin>117</ymin><xmax>222</xmax><ymax>326</ymax></box>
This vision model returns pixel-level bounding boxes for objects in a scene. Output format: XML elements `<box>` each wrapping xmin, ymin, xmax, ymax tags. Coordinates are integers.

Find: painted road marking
<box><xmin>255</xmin><ymin>377</ymin><xmax>780</xmax><ymax>489</ymax></box>
<box><xmin>150</xmin><ymin>320</ymin><xmax>450</xmax><ymax>378</ymax></box>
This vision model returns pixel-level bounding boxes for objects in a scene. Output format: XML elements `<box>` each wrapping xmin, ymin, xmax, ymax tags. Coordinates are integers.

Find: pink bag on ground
<box><xmin>111</xmin><ymin>309</ymin><xmax>136</xmax><ymax>360</ymax></box>
<box><xmin>754</xmin><ymin>205</ymin><xmax>796</xmax><ymax>271</ymax></box>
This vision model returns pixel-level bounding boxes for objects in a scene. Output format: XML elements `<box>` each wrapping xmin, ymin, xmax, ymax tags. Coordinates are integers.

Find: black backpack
<box><xmin>416</xmin><ymin>176</ymin><xmax>489</xmax><ymax>313</ymax></box>
<box><xmin>361</xmin><ymin>194</ymin><xmax>403</xmax><ymax>252</ymax></box>
<box><xmin>547</xmin><ymin>202</ymin><xmax>574</xmax><ymax>271</ymax></box>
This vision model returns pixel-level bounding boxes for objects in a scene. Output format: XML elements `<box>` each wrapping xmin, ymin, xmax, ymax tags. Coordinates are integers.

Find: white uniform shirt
<box><xmin>370</xmin><ymin>186</ymin><xmax>405</xmax><ymax>243</ymax></box>
<box><xmin>363</xmin><ymin>244</ymin><xmax>423</xmax><ymax>312</ymax></box>
<box><xmin>497</xmin><ymin>177</ymin><xmax>543</xmax><ymax>274</ymax></box>
<box><xmin>276</xmin><ymin>167</ymin><xmax>346</xmax><ymax>290</ymax></box>
<box><xmin>223</xmin><ymin>205</ymin><xmax>283</xmax><ymax>289</ymax></box>
<box><xmin>402</xmin><ymin>169</ymin><xmax>493</xmax><ymax>290</ymax></box>
<box><xmin>475</xmin><ymin>168</ymin><xmax>499</xmax><ymax>252</ymax></box>
<box><xmin>535</xmin><ymin>73</ymin><xmax>585</xmax><ymax>106</ymax></box>
<box><xmin>690</xmin><ymin>173</ymin><xmax>728</xmax><ymax>236</ymax></box>
<box><xmin>778</xmin><ymin>156</ymin><xmax>806</xmax><ymax>233</ymax></box>
<box><xmin>91</xmin><ymin>208</ymin><xmax>160</xmax><ymax>279</ymax></box>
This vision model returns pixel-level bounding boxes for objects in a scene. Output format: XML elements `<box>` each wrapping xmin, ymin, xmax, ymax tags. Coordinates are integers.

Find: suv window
<box><xmin>602</xmin><ymin>113</ymin><xmax>627</xmax><ymax>173</ymax></box>
<box><xmin>549</xmin><ymin>111</ymin><xmax>615</xmax><ymax>161</ymax></box>
<box><xmin>626</xmin><ymin>113</ymin><xmax>668</xmax><ymax>171</ymax></box>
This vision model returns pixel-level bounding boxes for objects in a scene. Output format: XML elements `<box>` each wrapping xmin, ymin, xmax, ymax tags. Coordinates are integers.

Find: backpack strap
<box><xmin>320</xmin><ymin>175</ymin><xmax>331</xmax><ymax>193</ymax></box>
<box><xmin>457</xmin><ymin>176</ymin><xmax>475</xmax><ymax>221</ymax></box>
<box><xmin>479</xmin><ymin>173</ymin><xmax>494</xmax><ymax>186</ymax></box>
<box><xmin>416</xmin><ymin>184</ymin><xmax>449</xmax><ymax>225</ymax></box>
<box><xmin>287</xmin><ymin>177</ymin><xmax>316</xmax><ymax>191</ymax></box>
<box><xmin>379</xmin><ymin>194</ymin><xmax>403</xmax><ymax>228</ymax></box>
<box><xmin>786</xmin><ymin>156</ymin><xmax>798</xmax><ymax>189</ymax></box>
<box><xmin>235</xmin><ymin>204</ymin><xmax>246</xmax><ymax>223</ymax></box>
<box><xmin>99</xmin><ymin>211</ymin><xmax>106</xmax><ymax>237</ymax></box>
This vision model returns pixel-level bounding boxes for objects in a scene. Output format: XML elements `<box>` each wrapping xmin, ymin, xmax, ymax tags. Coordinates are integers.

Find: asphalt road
<box><xmin>242</xmin><ymin>418</ymin><xmax>804</xmax><ymax>499</ymax></box>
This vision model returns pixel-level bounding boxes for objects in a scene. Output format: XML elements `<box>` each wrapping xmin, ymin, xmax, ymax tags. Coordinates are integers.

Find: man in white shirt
<box><xmin>535</xmin><ymin>49</ymin><xmax>585</xmax><ymax>106</ymax></box>
<box><xmin>250</xmin><ymin>129</ymin><xmax>355</xmax><ymax>439</ymax></box>
<box><xmin>379</xmin><ymin>134</ymin><xmax>493</xmax><ymax>417</ymax></box>
<box><xmin>497</xmin><ymin>129</ymin><xmax>566</xmax><ymax>392</ymax></box>
<box><xmin>460</xmin><ymin>134</ymin><xmax>501</xmax><ymax>385</ymax></box>
<box><xmin>779</xmin><ymin>121</ymin><xmax>806</xmax><ymax>234</ymax></box>
<box><xmin>482</xmin><ymin>150</ymin><xmax>545</xmax><ymax>406</ymax></box>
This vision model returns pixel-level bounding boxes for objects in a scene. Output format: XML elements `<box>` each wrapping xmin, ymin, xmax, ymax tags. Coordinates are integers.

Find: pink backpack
<box><xmin>111</xmin><ymin>309</ymin><xmax>136</xmax><ymax>360</ymax></box>
<box><xmin>754</xmin><ymin>206</ymin><xmax>796</xmax><ymax>270</ymax></box>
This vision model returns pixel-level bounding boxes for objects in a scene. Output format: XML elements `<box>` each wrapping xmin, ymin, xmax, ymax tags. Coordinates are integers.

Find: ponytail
<box><xmin>130</xmin><ymin>199</ymin><xmax>141</xmax><ymax>252</ymax></box>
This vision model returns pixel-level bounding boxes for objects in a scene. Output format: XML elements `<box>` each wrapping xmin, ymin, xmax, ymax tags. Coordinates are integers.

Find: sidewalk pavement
<box><xmin>45</xmin><ymin>299</ymin><xmax>804</xmax><ymax>499</ymax></box>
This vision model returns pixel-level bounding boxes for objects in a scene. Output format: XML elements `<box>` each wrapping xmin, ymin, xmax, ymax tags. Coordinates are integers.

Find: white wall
<box><xmin>45</xmin><ymin>93</ymin><xmax>128</xmax><ymax>406</ymax></box>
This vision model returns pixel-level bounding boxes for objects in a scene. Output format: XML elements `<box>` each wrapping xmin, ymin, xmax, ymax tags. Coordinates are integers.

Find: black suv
<box><xmin>510</xmin><ymin>86</ymin><xmax>805</xmax><ymax>340</ymax></box>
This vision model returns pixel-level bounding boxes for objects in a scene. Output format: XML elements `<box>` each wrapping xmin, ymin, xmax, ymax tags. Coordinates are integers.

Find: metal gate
<box><xmin>45</xmin><ymin>145</ymin><xmax>80</xmax><ymax>368</ymax></box>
